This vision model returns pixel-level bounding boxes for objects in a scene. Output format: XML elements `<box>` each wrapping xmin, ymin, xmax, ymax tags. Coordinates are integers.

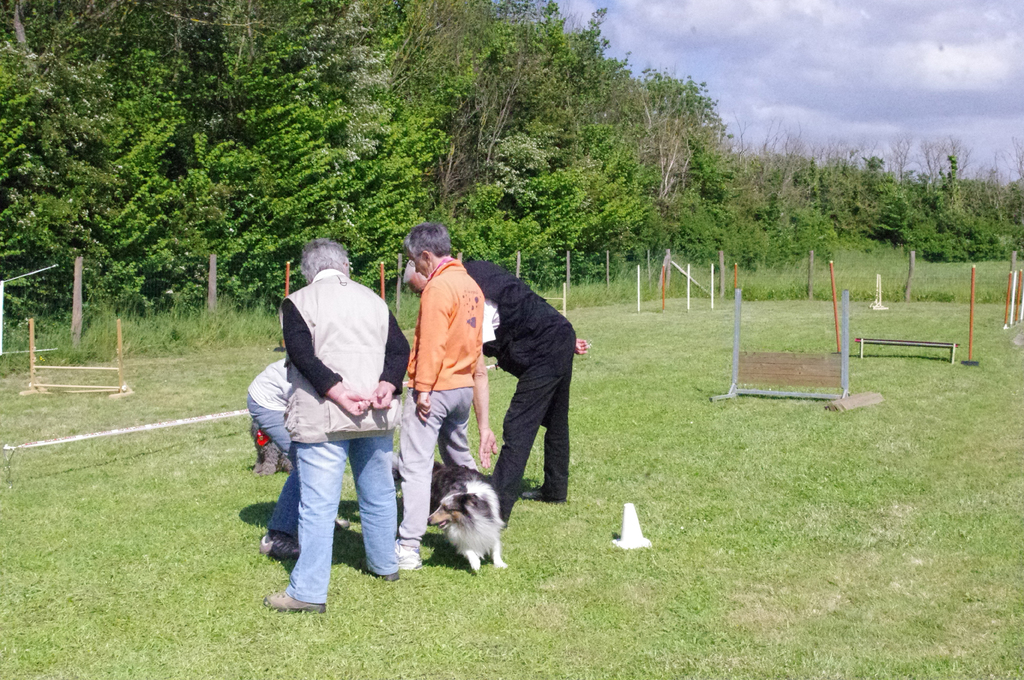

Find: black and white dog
<box><xmin>426</xmin><ymin>462</ymin><xmax>507</xmax><ymax>571</ymax></box>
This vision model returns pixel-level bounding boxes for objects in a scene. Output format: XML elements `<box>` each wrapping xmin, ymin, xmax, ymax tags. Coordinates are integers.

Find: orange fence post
<box><xmin>967</xmin><ymin>265</ymin><xmax>976</xmax><ymax>361</ymax></box>
<box><xmin>379</xmin><ymin>262</ymin><xmax>385</xmax><ymax>300</ymax></box>
<box><xmin>661</xmin><ymin>265</ymin><xmax>666</xmax><ymax>311</ymax></box>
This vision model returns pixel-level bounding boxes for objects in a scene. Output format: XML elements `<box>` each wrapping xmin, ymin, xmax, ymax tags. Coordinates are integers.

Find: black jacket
<box><xmin>463</xmin><ymin>260</ymin><xmax>574</xmax><ymax>377</ymax></box>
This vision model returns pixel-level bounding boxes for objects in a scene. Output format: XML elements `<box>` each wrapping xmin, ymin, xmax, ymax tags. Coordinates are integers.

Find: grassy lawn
<box><xmin>1</xmin><ymin>296</ymin><xmax>1021</xmax><ymax>678</ymax></box>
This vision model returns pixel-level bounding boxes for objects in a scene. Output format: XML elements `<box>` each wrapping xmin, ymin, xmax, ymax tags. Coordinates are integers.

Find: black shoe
<box><xmin>259</xmin><ymin>530</ymin><xmax>301</xmax><ymax>560</ymax></box>
<box><xmin>362</xmin><ymin>561</ymin><xmax>400</xmax><ymax>581</ymax></box>
<box><xmin>520</xmin><ymin>489</ymin><xmax>566</xmax><ymax>504</ymax></box>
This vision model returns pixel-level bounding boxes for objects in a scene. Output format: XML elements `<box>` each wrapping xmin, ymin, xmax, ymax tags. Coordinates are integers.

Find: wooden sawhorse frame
<box><xmin>20</xmin><ymin>318</ymin><xmax>132</xmax><ymax>398</ymax></box>
<box><xmin>712</xmin><ymin>289</ymin><xmax>850</xmax><ymax>401</ymax></box>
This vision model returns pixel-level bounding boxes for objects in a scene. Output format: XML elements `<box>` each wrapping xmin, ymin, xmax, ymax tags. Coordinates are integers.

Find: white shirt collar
<box><xmin>312</xmin><ymin>268</ymin><xmax>347</xmax><ymax>283</ymax></box>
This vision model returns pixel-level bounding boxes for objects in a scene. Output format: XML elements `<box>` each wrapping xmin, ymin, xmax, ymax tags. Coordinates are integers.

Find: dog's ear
<box><xmin>463</xmin><ymin>494</ymin><xmax>495</xmax><ymax>520</ymax></box>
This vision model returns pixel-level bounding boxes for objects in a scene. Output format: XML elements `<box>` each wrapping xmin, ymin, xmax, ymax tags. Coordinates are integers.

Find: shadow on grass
<box><xmin>421</xmin><ymin>532</ymin><xmax>475</xmax><ymax>573</ymax></box>
<box><xmin>239</xmin><ymin>501</ymin><xmax>274</xmax><ymax>529</ymax></box>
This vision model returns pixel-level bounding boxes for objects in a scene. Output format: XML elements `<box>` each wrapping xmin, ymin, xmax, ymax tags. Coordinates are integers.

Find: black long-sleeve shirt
<box><xmin>281</xmin><ymin>298</ymin><xmax>409</xmax><ymax>398</ymax></box>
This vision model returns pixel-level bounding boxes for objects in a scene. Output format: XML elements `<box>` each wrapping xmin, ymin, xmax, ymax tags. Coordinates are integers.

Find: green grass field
<box><xmin>1</xmin><ymin>296</ymin><xmax>1021</xmax><ymax>678</ymax></box>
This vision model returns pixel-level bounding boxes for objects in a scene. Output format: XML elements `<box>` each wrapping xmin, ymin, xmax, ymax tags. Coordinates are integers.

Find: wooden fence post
<box><xmin>664</xmin><ymin>249</ymin><xmax>671</xmax><ymax>289</ymax></box>
<box><xmin>647</xmin><ymin>249</ymin><xmax>651</xmax><ymax>286</ymax></box>
<box><xmin>284</xmin><ymin>261</ymin><xmax>291</xmax><ymax>298</ymax></box>
<box><xmin>808</xmin><ymin>250</ymin><xmax>814</xmax><ymax>300</ymax></box>
<box><xmin>905</xmin><ymin>250</ymin><xmax>915</xmax><ymax>303</ymax></box>
<box><xmin>718</xmin><ymin>250</ymin><xmax>725</xmax><ymax>298</ymax></box>
<box><xmin>207</xmin><ymin>254</ymin><xmax>217</xmax><ymax>312</ymax></box>
<box><xmin>72</xmin><ymin>256</ymin><xmax>83</xmax><ymax>348</ymax></box>
<box><xmin>606</xmin><ymin>250</ymin><xmax>610</xmax><ymax>287</ymax></box>
<box><xmin>516</xmin><ymin>250</ymin><xmax>521</xmax><ymax>278</ymax></box>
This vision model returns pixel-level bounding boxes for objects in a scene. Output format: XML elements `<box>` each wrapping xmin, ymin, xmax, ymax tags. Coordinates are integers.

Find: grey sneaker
<box><xmin>395</xmin><ymin>540</ymin><xmax>422</xmax><ymax>570</ymax></box>
<box><xmin>264</xmin><ymin>591</ymin><xmax>325</xmax><ymax>613</ymax></box>
<box><xmin>259</xmin><ymin>530</ymin><xmax>300</xmax><ymax>560</ymax></box>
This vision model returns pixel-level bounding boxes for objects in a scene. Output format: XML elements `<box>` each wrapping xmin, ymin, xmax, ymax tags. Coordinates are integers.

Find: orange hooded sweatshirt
<box><xmin>407</xmin><ymin>259</ymin><xmax>484</xmax><ymax>392</ymax></box>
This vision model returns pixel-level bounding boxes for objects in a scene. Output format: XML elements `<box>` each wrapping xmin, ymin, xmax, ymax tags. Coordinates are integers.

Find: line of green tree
<box><xmin>2</xmin><ymin>0</ymin><xmax>1022</xmax><ymax>317</ymax></box>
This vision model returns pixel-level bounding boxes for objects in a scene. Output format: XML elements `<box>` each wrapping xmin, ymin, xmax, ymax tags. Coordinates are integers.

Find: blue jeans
<box><xmin>247</xmin><ymin>396</ymin><xmax>291</xmax><ymax>452</ymax></box>
<box><xmin>248</xmin><ymin>395</ymin><xmax>299</xmax><ymax>536</ymax></box>
<box><xmin>287</xmin><ymin>435</ymin><xmax>398</xmax><ymax>604</ymax></box>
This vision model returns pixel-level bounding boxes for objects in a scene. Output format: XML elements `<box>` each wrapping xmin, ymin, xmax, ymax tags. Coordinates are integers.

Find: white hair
<box><xmin>300</xmin><ymin>239</ymin><xmax>350</xmax><ymax>283</ymax></box>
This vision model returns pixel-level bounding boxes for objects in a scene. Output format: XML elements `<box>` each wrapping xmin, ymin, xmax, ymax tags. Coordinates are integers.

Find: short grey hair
<box><xmin>300</xmin><ymin>238</ymin><xmax>350</xmax><ymax>283</ymax></box>
<box><xmin>404</xmin><ymin>222</ymin><xmax>451</xmax><ymax>259</ymax></box>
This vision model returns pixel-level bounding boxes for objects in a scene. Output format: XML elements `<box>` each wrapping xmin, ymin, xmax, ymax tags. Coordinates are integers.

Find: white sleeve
<box><xmin>482</xmin><ymin>300</ymin><xmax>499</xmax><ymax>344</ymax></box>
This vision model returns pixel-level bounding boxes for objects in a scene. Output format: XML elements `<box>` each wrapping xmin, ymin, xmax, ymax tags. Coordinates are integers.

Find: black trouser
<box><xmin>492</xmin><ymin>329</ymin><xmax>575</xmax><ymax>523</ymax></box>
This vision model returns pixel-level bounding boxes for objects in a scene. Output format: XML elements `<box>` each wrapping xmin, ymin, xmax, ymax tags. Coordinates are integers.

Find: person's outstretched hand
<box><xmin>478</xmin><ymin>428</ymin><xmax>498</xmax><ymax>468</ymax></box>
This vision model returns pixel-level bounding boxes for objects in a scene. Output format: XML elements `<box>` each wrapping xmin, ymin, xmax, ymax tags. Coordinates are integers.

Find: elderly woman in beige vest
<box><xmin>264</xmin><ymin>239</ymin><xmax>409</xmax><ymax>613</ymax></box>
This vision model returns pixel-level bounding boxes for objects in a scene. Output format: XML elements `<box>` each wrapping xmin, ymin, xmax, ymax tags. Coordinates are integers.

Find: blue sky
<box><xmin>558</xmin><ymin>0</ymin><xmax>1024</xmax><ymax>179</ymax></box>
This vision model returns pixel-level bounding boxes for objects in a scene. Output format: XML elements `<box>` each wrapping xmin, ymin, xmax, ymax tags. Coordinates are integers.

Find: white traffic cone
<box><xmin>612</xmin><ymin>502</ymin><xmax>651</xmax><ymax>549</ymax></box>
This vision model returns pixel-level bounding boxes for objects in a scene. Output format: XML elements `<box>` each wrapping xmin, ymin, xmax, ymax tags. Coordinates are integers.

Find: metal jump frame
<box><xmin>711</xmin><ymin>288</ymin><xmax>850</xmax><ymax>401</ymax></box>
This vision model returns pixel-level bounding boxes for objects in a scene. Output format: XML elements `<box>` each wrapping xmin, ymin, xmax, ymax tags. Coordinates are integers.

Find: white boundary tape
<box><xmin>3</xmin><ymin>409</ymin><xmax>249</xmax><ymax>450</ymax></box>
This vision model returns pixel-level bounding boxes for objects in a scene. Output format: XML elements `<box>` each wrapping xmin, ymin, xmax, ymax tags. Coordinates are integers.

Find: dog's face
<box><xmin>428</xmin><ymin>491</ymin><xmax>494</xmax><ymax>529</ymax></box>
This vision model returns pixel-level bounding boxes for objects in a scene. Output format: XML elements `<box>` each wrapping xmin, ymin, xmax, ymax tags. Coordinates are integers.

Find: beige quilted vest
<box><xmin>284</xmin><ymin>273</ymin><xmax>400</xmax><ymax>443</ymax></box>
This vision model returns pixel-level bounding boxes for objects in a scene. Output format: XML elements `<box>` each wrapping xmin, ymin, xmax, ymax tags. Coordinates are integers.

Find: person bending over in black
<box><xmin>406</xmin><ymin>259</ymin><xmax>588</xmax><ymax>523</ymax></box>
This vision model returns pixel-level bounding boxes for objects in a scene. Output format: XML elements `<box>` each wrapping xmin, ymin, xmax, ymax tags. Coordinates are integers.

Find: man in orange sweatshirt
<box><xmin>395</xmin><ymin>222</ymin><xmax>484</xmax><ymax>570</ymax></box>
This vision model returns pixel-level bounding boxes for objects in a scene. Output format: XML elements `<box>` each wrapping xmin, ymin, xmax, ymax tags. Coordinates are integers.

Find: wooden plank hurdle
<box><xmin>20</xmin><ymin>318</ymin><xmax>132</xmax><ymax>398</ymax></box>
<box><xmin>712</xmin><ymin>289</ymin><xmax>850</xmax><ymax>401</ymax></box>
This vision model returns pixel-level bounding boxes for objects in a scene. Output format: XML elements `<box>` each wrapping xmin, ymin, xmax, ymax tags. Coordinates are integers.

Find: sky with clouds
<box><xmin>557</xmin><ymin>0</ymin><xmax>1024</xmax><ymax>179</ymax></box>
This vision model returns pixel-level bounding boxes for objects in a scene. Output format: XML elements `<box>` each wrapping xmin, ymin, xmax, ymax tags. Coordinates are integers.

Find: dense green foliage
<box><xmin>2</xmin><ymin>0</ymin><xmax>1022</xmax><ymax>317</ymax></box>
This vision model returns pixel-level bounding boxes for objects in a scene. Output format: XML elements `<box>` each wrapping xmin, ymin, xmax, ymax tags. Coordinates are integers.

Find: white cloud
<box><xmin>880</xmin><ymin>39</ymin><xmax>1018</xmax><ymax>91</ymax></box>
<box><xmin>556</xmin><ymin>0</ymin><xmax>1024</xmax><ymax>171</ymax></box>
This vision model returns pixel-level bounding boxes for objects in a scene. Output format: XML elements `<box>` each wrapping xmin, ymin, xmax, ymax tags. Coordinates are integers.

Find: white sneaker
<box><xmin>395</xmin><ymin>540</ymin><xmax>422</xmax><ymax>570</ymax></box>
<box><xmin>259</xmin><ymin>534</ymin><xmax>274</xmax><ymax>556</ymax></box>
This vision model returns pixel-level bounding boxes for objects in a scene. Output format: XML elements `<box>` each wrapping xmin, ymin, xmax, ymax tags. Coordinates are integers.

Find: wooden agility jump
<box><xmin>712</xmin><ymin>288</ymin><xmax>850</xmax><ymax>402</ymax></box>
<box><xmin>20</xmin><ymin>318</ymin><xmax>132</xmax><ymax>398</ymax></box>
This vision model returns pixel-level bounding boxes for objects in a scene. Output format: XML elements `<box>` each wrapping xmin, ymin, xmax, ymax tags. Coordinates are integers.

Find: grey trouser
<box><xmin>397</xmin><ymin>387</ymin><xmax>477</xmax><ymax>547</ymax></box>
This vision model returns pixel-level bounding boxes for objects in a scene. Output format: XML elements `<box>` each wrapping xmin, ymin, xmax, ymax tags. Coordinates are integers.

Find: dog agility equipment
<box><xmin>870</xmin><ymin>274</ymin><xmax>888</xmax><ymax>310</ymax></box>
<box><xmin>963</xmin><ymin>265</ymin><xmax>978</xmax><ymax>366</ymax></box>
<box><xmin>613</xmin><ymin>503</ymin><xmax>651</xmax><ymax>549</ymax></box>
<box><xmin>1005</xmin><ymin>270</ymin><xmax>1022</xmax><ymax>329</ymax></box>
<box><xmin>20</xmin><ymin>318</ymin><xmax>132</xmax><ymax>397</ymax></box>
<box><xmin>712</xmin><ymin>288</ymin><xmax>850</xmax><ymax>402</ymax></box>
<box><xmin>854</xmin><ymin>338</ymin><xmax>958</xmax><ymax>364</ymax></box>
<box><xmin>544</xmin><ymin>282</ymin><xmax>567</xmax><ymax>316</ymax></box>
<box><xmin>3</xmin><ymin>409</ymin><xmax>248</xmax><ymax>451</ymax></box>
